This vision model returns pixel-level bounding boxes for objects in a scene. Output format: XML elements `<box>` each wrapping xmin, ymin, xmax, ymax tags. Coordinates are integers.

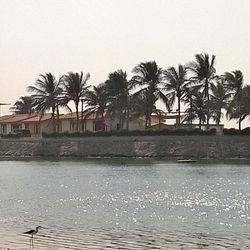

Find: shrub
<box><xmin>241</xmin><ymin>127</ymin><xmax>250</xmax><ymax>135</ymax></box>
<box><xmin>223</xmin><ymin>128</ymin><xmax>240</xmax><ymax>135</ymax></box>
<box><xmin>42</xmin><ymin>128</ymin><xmax>217</xmax><ymax>138</ymax></box>
<box><xmin>1</xmin><ymin>133</ymin><xmax>22</xmax><ymax>139</ymax></box>
<box><xmin>223</xmin><ymin>128</ymin><xmax>250</xmax><ymax>135</ymax></box>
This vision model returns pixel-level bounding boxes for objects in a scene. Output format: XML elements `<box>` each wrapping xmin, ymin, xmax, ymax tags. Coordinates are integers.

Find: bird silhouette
<box><xmin>24</xmin><ymin>226</ymin><xmax>41</xmax><ymax>238</ymax></box>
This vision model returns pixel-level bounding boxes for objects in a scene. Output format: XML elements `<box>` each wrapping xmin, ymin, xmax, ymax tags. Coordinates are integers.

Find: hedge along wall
<box><xmin>0</xmin><ymin>135</ymin><xmax>250</xmax><ymax>159</ymax></box>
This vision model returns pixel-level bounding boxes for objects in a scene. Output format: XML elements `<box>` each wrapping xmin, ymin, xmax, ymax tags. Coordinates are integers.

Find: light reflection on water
<box><xmin>0</xmin><ymin>159</ymin><xmax>250</xmax><ymax>249</ymax></box>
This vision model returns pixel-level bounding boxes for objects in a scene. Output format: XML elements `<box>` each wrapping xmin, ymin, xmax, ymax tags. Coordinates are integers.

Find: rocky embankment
<box><xmin>0</xmin><ymin>136</ymin><xmax>250</xmax><ymax>159</ymax></box>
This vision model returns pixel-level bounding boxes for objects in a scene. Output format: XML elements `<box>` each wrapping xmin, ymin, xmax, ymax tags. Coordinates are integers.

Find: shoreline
<box><xmin>1</xmin><ymin>155</ymin><xmax>250</xmax><ymax>161</ymax></box>
<box><xmin>0</xmin><ymin>135</ymin><xmax>250</xmax><ymax>160</ymax></box>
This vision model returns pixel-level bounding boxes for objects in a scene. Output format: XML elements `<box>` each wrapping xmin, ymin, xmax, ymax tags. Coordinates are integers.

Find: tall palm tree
<box><xmin>224</xmin><ymin>70</ymin><xmax>245</xmax><ymax>130</ymax></box>
<box><xmin>27</xmin><ymin>73</ymin><xmax>62</xmax><ymax>132</ymax></box>
<box><xmin>188</xmin><ymin>53</ymin><xmax>216</xmax><ymax>126</ymax></box>
<box><xmin>189</xmin><ymin>91</ymin><xmax>207</xmax><ymax>129</ymax></box>
<box><xmin>84</xmin><ymin>83</ymin><xmax>108</xmax><ymax>131</ymax></box>
<box><xmin>10</xmin><ymin>96</ymin><xmax>35</xmax><ymax>114</ymax></box>
<box><xmin>132</xmin><ymin>61</ymin><xmax>168</xmax><ymax>128</ymax></box>
<box><xmin>129</xmin><ymin>90</ymin><xmax>150</xmax><ymax>118</ymax></box>
<box><xmin>63</xmin><ymin>71</ymin><xmax>90</xmax><ymax>131</ymax></box>
<box><xmin>164</xmin><ymin>64</ymin><xmax>188</xmax><ymax>128</ymax></box>
<box><xmin>105</xmin><ymin>70</ymin><xmax>133</xmax><ymax>130</ymax></box>
<box><xmin>240</xmin><ymin>85</ymin><xmax>250</xmax><ymax>122</ymax></box>
<box><xmin>226</xmin><ymin>85</ymin><xmax>250</xmax><ymax>130</ymax></box>
<box><xmin>210</xmin><ymin>79</ymin><xmax>232</xmax><ymax>125</ymax></box>
<box><xmin>183</xmin><ymin>83</ymin><xmax>202</xmax><ymax>128</ymax></box>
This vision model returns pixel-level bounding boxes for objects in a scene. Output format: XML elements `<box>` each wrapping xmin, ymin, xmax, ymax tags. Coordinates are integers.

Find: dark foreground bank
<box><xmin>0</xmin><ymin>135</ymin><xmax>250</xmax><ymax>159</ymax></box>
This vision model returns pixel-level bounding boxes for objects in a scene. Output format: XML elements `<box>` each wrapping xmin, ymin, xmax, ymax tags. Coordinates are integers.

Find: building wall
<box><xmin>85</xmin><ymin>120</ymin><xmax>94</xmax><ymax>131</ymax></box>
<box><xmin>7</xmin><ymin>124</ymin><xmax>12</xmax><ymax>134</ymax></box>
<box><xmin>24</xmin><ymin>120</ymin><xmax>54</xmax><ymax>135</ymax></box>
<box><xmin>61</xmin><ymin>119</ymin><xmax>71</xmax><ymax>133</ymax></box>
<box><xmin>0</xmin><ymin>123</ymin><xmax>22</xmax><ymax>134</ymax></box>
<box><xmin>61</xmin><ymin>119</ymin><xmax>96</xmax><ymax>133</ymax></box>
<box><xmin>108</xmin><ymin>118</ymin><xmax>144</xmax><ymax>131</ymax></box>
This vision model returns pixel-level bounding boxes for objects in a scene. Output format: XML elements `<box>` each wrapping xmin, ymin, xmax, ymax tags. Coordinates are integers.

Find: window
<box><xmin>34</xmin><ymin>124</ymin><xmax>40</xmax><ymax>134</ymax></box>
<box><xmin>94</xmin><ymin>120</ymin><xmax>105</xmax><ymax>131</ymax></box>
<box><xmin>1</xmin><ymin>124</ymin><xmax>7</xmax><ymax>134</ymax></box>
<box><xmin>11</xmin><ymin>124</ymin><xmax>21</xmax><ymax>131</ymax></box>
<box><xmin>70</xmin><ymin>120</ymin><xmax>76</xmax><ymax>131</ymax></box>
<box><xmin>57</xmin><ymin>121</ymin><xmax>62</xmax><ymax>132</ymax></box>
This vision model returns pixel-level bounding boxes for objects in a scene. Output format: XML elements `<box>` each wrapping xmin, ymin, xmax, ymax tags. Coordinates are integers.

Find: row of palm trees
<box><xmin>10</xmin><ymin>53</ymin><xmax>250</xmax><ymax>131</ymax></box>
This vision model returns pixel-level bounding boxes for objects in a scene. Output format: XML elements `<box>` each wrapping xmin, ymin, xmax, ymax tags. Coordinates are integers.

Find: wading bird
<box><xmin>24</xmin><ymin>226</ymin><xmax>41</xmax><ymax>238</ymax></box>
<box><xmin>24</xmin><ymin>226</ymin><xmax>42</xmax><ymax>249</ymax></box>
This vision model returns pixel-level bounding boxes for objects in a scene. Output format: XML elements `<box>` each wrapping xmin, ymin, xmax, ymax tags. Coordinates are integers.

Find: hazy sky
<box><xmin>1</xmin><ymin>0</ymin><xmax>250</xmax><ymax>127</ymax></box>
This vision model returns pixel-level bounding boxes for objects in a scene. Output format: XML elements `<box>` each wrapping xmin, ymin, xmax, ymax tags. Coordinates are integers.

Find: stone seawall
<box><xmin>0</xmin><ymin>136</ymin><xmax>250</xmax><ymax>159</ymax></box>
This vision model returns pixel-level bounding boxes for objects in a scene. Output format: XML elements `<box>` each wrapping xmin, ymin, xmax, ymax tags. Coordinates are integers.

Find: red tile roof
<box><xmin>60</xmin><ymin>111</ymin><xmax>96</xmax><ymax>120</ymax></box>
<box><xmin>22</xmin><ymin>113</ymin><xmax>53</xmax><ymax>122</ymax></box>
<box><xmin>0</xmin><ymin>115</ymin><xmax>13</xmax><ymax>122</ymax></box>
<box><xmin>0</xmin><ymin>114</ymin><xmax>36</xmax><ymax>123</ymax></box>
<box><xmin>0</xmin><ymin>113</ymin><xmax>63</xmax><ymax>123</ymax></box>
<box><xmin>60</xmin><ymin>112</ymin><xmax>77</xmax><ymax>119</ymax></box>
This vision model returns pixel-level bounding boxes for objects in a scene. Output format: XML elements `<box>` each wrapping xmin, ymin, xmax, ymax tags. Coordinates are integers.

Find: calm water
<box><xmin>0</xmin><ymin>159</ymin><xmax>250</xmax><ymax>249</ymax></box>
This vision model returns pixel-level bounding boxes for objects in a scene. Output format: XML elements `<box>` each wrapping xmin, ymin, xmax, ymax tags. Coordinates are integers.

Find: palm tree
<box><xmin>182</xmin><ymin>83</ymin><xmax>200</xmax><ymax>128</ymax></box>
<box><xmin>27</xmin><ymin>73</ymin><xmax>63</xmax><ymax>132</ymax></box>
<box><xmin>164</xmin><ymin>64</ymin><xmax>188</xmax><ymax>128</ymax></box>
<box><xmin>84</xmin><ymin>83</ymin><xmax>108</xmax><ymax>131</ymax></box>
<box><xmin>188</xmin><ymin>53</ymin><xmax>216</xmax><ymax>126</ymax></box>
<box><xmin>105</xmin><ymin>70</ymin><xmax>133</xmax><ymax>130</ymax></box>
<box><xmin>10</xmin><ymin>96</ymin><xmax>35</xmax><ymax>114</ymax></box>
<box><xmin>210</xmin><ymin>79</ymin><xmax>232</xmax><ymax>125</ymax></box>
<box><xmin>129</xmin><ymin>90</ymin><xmax>150</xmax><ymax>120</ymax></box>
<box><xmin>226</xmin><ymin>85</ymin><xmax>250</xmax><ymax>130</ymax></box>
<box><xmin>224</xmin><ymin>70</ymin><xmax>245</xmax><ymax>130</ymax></box>
<box><xmin>63</xmin><ymin>71</ymin><xmax>90</xmax><ymax>131</ymax></box>
<box><xmin>189</xmin><ymin>91</ymin><xmax>207</xmax><ymax>129</ymax></box>
<box><xmin>240</xmin><ymin>85</ymin><xmax>250</xmax><ymax>122</ymax></box>
<box><xmin>132</xmin><ymin>61</ymin><xmax>168</xmax><ymax>128</ymax></box>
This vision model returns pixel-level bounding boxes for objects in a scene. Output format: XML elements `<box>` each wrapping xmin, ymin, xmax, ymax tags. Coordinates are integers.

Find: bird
<box><xmin>24</xmin><ymin>226</ymin><xmax>41</xmax><ymax>238</ymax></box>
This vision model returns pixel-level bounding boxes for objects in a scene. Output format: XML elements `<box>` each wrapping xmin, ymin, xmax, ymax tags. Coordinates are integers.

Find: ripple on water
<box><xmin>0</xmin><ymin>160</ymin><xmax>250</xmax><ymax>249</ymax></box>
<box><xmin>1</xmin><ymin>226</ymin><xmax>250</xmax><ymax>250</ymax></box>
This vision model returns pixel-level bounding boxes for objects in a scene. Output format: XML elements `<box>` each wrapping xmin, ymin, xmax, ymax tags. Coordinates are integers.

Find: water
<box><xmin>0</xmin><ymin>159</ymin><xmax>250</xmax><ymax>249</ymax></box>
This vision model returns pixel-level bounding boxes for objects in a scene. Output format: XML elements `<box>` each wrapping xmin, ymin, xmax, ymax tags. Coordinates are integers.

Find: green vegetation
<box><xmin>42</xmin><ymin>128</ymin><xmax>217</xmax><ymax>138</ymax></box>
<box><xmin>223</xmin><ymin>127</ymin><xmax>250</xmax><ymax>135</ymax></box>
<box><xmin>10</xmin><ymin>52</ymin><xmax>250</xmax><ymax>131</ymax></box>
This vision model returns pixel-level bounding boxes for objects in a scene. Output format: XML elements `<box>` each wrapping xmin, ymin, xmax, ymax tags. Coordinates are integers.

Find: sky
<box><xmin>0</xmin><ymin>0</ymin><xmax>250</xmax><ymax>128</ymax></box>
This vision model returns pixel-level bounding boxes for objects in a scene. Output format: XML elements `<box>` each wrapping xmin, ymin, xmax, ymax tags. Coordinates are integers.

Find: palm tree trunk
<box><xmin>119</xmin><ymin>115</ymin><xmax>122</xmax><ymax>131</ymax></box>
<box><xmin>178</xmin><ymin>97</ymin><xmax>181</xmax><ymax>128</ymax></box>
<box><xmin>126</xmin><ymin>107</ymin><xmax>130</xmax><ymax>130</ymax></box>
<box><xmin>217</xmin><ymin>103</ymin><xmax>222</xmax><ymax>125</ymax></box>
<box><xmin>239</xmin><ymin>115</ymin><xmax>242</xmax><ymax>131</ymax></box>
<box><xmin>121</xmin><ymin>111</ymin><xmax>126</xmax><ymax>130</ymax></box>
<box><xmin>81</xmin><ymin>99</ymin><xmax>84</xmax><ymax>132</ymax></box>
<box><xmin>148</xmin><ymin>91</ymin><xmax>154</xmax><ymax>128</ymax></box>
<box><xmin>158</xmin><ymin>113</ymin><xmax>161</xmax><ymax>130</ymax></box>
<box><xmin>145</xmin><ymin>113</ymin><xmax>148</xmax><ymax>129</ymax></box>
<box><xmin>189</xmin><ymin>97</ymin><xmax>193</xmax><ymax>129</ymax></box>
<box><xmin>52</xmin><ymin>107</ymin><xmax>56</xmax><ymax>133</ymax></box>
<box><xmin>75</xmin><ymin>102</ymin><xmax>79</xmax><ymax>132</ymax></box>
<box><xmin>56</xmin><ymin>105</ymin><xmax>60</xmax><ymax>132</ymax></box>
<box><xmin>206</xmin><ymin>78</ymin><xmax>210</xmax><ymax>127</ymax></box>
<box><xmin>101</xmin><ymin>111</ymin><xmax>105</xmax><ymax>131</ymax></box>
<box><xmin>148</xmin><ymin>104</ymin><xmax>153</xmax><ymax>127</ymax></box>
